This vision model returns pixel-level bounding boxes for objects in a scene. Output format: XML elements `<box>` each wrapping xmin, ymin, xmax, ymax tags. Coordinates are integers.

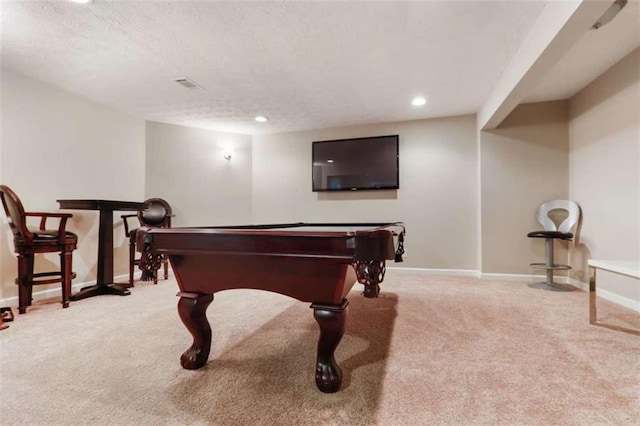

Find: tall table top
<box><xmin>57</xmin><ymin>199</ymin><xmax>148</xmax><ymax>211</ymax></box>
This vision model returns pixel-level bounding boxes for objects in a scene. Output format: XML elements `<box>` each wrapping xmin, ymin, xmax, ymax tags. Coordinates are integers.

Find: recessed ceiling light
<box><xmin>327</xmin><ymin>159</ymin><xmax>334</xmax><ymax>163</ymax></box>
<box><xmin>255</xmin><ymin>116</ymin><xmax>268</xmax><ymax>122</ymax></box>
<box><xmin>70</xmin><ymin>0</ymin><xmax>93</xmax><ymax>4</ymax></box>
<box><xmin>412</xmin><ymin>97</ymin><xmax>427</xmax><ymax>107</ymax></box>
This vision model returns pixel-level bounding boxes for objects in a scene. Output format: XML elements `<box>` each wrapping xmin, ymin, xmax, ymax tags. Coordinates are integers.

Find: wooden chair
<box><xmin>0</xmin><ymin>185</ymin><xmax>77</xmax><ymax>314</ymax></box>
<box><xmin>121</xmin><ymin>198</ymin><xmax>172</xmax><ymax>285</ymax></box>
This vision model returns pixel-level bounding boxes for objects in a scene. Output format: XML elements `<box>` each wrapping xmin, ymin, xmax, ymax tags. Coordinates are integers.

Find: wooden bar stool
<box><xmin>0</xmin><ymin>185</ymin><xmax>78</xmax><ymax>313</ymax></box>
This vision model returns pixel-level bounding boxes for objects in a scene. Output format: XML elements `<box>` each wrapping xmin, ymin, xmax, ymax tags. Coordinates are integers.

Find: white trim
<box><xmin>394</xmin><ymin>268</ymin><xmax>640</xmax><ymax>313</ymax></box>
<box><xmin>566</xmin><ymin>277</ymin><xmax>640</xmax><ymax>313</ymax></box>
<box><xmin>476</xmin><ymin>125</ymin><xmax>483</xmax><ymax>273</ymax></box>
<box><xmin>4</xmin><ymin>267</ymin><xmax>636</xmax><ymax>314</ymax></box>
<box><xmin>0</xmin><ymin>272</ymin><xmax>172</xmax><ymax>307</ymax></box>
<box><xmin>566</xmin><ymin>277</ymin><xmax>589</xmax><ymax>292</ymax></box>
<box><xmin>481</xmin><ymin>272</ymin><xmax>570</xmax><ymax>282</ymax></box>
<box><xmin>386</xmin><ymin>268</ymin><xmax>573</xmax><ymax>281</ymax></box>
<box><xmin>594</xmin><ymin>288</ymin><xmax>640</xmax><ymax>313</ymax></box>
<box><xmin>386</xmin><ymin>267</ymin><xmax>480</xmax><ymax>277</ymax></box>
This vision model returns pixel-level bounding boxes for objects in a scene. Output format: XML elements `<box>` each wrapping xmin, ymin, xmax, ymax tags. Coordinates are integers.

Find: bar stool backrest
<box><xmin>536</xmin><ymin>200</ymin><xmax>580</xmax><ymax>233</ymax></box>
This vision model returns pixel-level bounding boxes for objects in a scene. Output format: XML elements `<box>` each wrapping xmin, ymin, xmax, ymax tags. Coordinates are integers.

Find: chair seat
<box><xmin>32</xmin><ymin>229</ymin><xmax>78</xmax><ymax>240</ymax></box>
<box><xmin>129</xmin><ymin>228</ymin><xmax>139</xmax><ymax>243</ymax></box>
<box><xmin>14</xmin><ymin>228</ymin><xmax>78</xmax><ymax>243</ymax></box>
<box><xmin>527</xmin><ymin>230</ymin><xmax>573</xmax><ymax>240</ymax></box>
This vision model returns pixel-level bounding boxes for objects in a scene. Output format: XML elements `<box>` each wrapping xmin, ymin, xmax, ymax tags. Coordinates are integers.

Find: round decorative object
<box><xmin>139</xmin><ymin>246</ymin><xmax>163</xmax><ymax>281</ymax></box>
<box><xmin>351</xmin><ymin>260</ymin><xmax>386</xmax><ymax>298</ymax></box>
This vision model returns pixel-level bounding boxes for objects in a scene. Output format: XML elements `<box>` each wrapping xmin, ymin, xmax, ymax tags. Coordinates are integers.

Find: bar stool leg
<box><xmin>545</xmin><ymin>238</ymin><xmax>554</xmax><ymax>284</ymax></box>
<box><xmin>528</xmin><ymin>238</ymin><xmax>574</xmax><ymax>292</ymax></box>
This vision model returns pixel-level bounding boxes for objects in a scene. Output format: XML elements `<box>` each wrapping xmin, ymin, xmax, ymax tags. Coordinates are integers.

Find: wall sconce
<box><xmin>223</xmin><ymin>151</ymin><xmax>232</xmax><ymax>160</ymax></box>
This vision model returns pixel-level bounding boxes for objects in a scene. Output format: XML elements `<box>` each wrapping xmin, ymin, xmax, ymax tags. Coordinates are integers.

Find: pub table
<box><xmin>57</xmin><ymin>199</ymin><xmax>148</xmax><ymax>301</ymax></box>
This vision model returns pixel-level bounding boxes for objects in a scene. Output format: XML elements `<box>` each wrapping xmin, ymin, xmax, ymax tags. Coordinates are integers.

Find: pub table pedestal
<box><xmin>57</xmin><ymin>199</ymin><xmax>148</xmax><ymax>301</ymax></box>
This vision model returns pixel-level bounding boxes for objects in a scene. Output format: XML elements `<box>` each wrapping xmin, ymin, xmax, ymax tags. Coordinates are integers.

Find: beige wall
<box><xmin>145</xmin><ymin>121</ymin><xmax>252</xmax><ymax>227</ymax></box>
<box><xmin>0</xmin><ymin>69</ymin><xmax>145</xmax><ymax>300</ymax></box>
<box><xmin>3</xmin><ymin>49</ymin><xmax>637</xmax><ymax>307</ymax></box>
<box><xmin>252</xmin><ymin>116</ymin><xmax>479</xmax><ymax>270</ymax></box>
<box><xmin>568</xmin><ymin>48</ymin><xmax>639</xmax><ymax>302</ymax></box>
<box><xmin>480</xmin><ymin>101</ymin><xmax>570</xmax><ymax>275</ymax></box>
<box><xmin>0</xmin><ymin>71</ymin><xmax>3</xmax><ymax>290</ymax></box>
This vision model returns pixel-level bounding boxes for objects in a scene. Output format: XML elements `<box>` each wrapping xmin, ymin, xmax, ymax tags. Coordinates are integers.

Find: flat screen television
<box><xmin>312</xmin><ymin>135</ymin><xmax>399</xmax><ymax>192</ymax></box>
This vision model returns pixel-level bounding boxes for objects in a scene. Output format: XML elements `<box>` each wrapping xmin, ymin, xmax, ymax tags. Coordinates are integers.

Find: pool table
<box><xmin>139</xmin><ymin>222</ymin><xmax>405</xmax><ymax>393</ymax></box>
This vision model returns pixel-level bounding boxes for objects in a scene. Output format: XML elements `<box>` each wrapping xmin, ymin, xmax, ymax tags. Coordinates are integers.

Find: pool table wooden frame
<box><xmin>139</xmin><ymin>222</ymin><xmax>405</xmax><ymax>393</ymax></box>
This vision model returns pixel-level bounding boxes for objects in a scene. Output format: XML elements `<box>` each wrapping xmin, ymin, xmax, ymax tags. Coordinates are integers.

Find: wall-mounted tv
<box><xmin>312</xmin><ymin>135</ymin><xmax>399</xmax><ymax>192</ymax></box>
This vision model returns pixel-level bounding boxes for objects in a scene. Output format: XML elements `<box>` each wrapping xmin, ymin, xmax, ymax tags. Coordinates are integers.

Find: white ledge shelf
<box><xmin>587</xmin><ymin>260</ymin><xmax>640</xmax><ymax>279</ymax></box>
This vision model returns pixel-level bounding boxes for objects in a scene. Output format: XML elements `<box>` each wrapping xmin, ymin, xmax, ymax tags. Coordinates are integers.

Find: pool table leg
<box><xmin>177</xmin><ymin>292</ymin><xmax>214</xmax><ymax>370</ymax></box>
<box><xmin>311</xmin><ymin>299</ymin><xmax>349</xmax><ymax>393</ymax></box>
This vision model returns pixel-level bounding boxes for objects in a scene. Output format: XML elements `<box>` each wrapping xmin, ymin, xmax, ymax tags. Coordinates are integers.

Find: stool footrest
<box><xmin>15</xmin><ymin>271</ymin><xmax>77</xmax><ymax>286</ymax></box>
<box><xmin>530</xmin><ymin>263</ymin><xmax>571</xmax><ymax>271</ymax></box>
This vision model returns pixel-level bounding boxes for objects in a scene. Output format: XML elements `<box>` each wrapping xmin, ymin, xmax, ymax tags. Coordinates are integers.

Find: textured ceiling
<box><xmin>4</xmin><ymin>0</ymin><xmax>622</xmax><ymax>136</ymax></box>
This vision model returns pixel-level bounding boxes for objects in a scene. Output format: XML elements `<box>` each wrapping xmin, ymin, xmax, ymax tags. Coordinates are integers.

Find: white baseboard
<box><xmin>0</xmin><ymin>273</ymin><xmax>166</xmax><ymax>307</ymax></box>
<box><xmin>595</xmin><ymin>288</ymin><xmax>640</xmax><ymax>312</ymax></box>
<box><xmin>481</xmin><ymin>272</ymin><xmax>572</xmax><ymax>282</ymax></box>
<box><xmin>3</xmin><ymin>267</ymin><xmax>637</xmax><ymax>314</ymax></box>
<box><xmin>566</xmin><ymin>277</ymin><xmax>589</xmax><ymax>292</ymax></box>
<box><xmin>388</xmin><ymin>268</ymin><xmax>553</xmax><ymax>282</ymax></box>
<box><xmin>386</xmin><ymin>267</ymin><xmax>480</xmax><ymax>277</ymax></box>
<box><xmin>566</xmin><ymin>277</ymin><xmax>640</xmax><ymax>313</ymax></box>
<box><xmin>389</xmin><ymin>267</ymin><xmax>640</xmax><ymax>314</ymax></box>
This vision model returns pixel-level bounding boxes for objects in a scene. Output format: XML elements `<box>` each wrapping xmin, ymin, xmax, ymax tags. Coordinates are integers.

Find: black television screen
<box><xmin>312</xmin><ymin>135</ymin><xmax>399</xmax><ymax>192</ymax></box>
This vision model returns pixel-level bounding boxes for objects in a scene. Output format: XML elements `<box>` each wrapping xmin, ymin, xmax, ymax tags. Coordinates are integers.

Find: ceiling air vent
<box><xmin>173</xmin><ymin>77</ymin><xmax>203</xmax><ymax>90</ymax></box>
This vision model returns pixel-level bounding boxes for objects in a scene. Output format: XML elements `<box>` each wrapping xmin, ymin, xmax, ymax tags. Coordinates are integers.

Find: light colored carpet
<box><xmin>1</xmin><ymin>272</ymin><xmax>638</xmax><ymax>425</ymax></box>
